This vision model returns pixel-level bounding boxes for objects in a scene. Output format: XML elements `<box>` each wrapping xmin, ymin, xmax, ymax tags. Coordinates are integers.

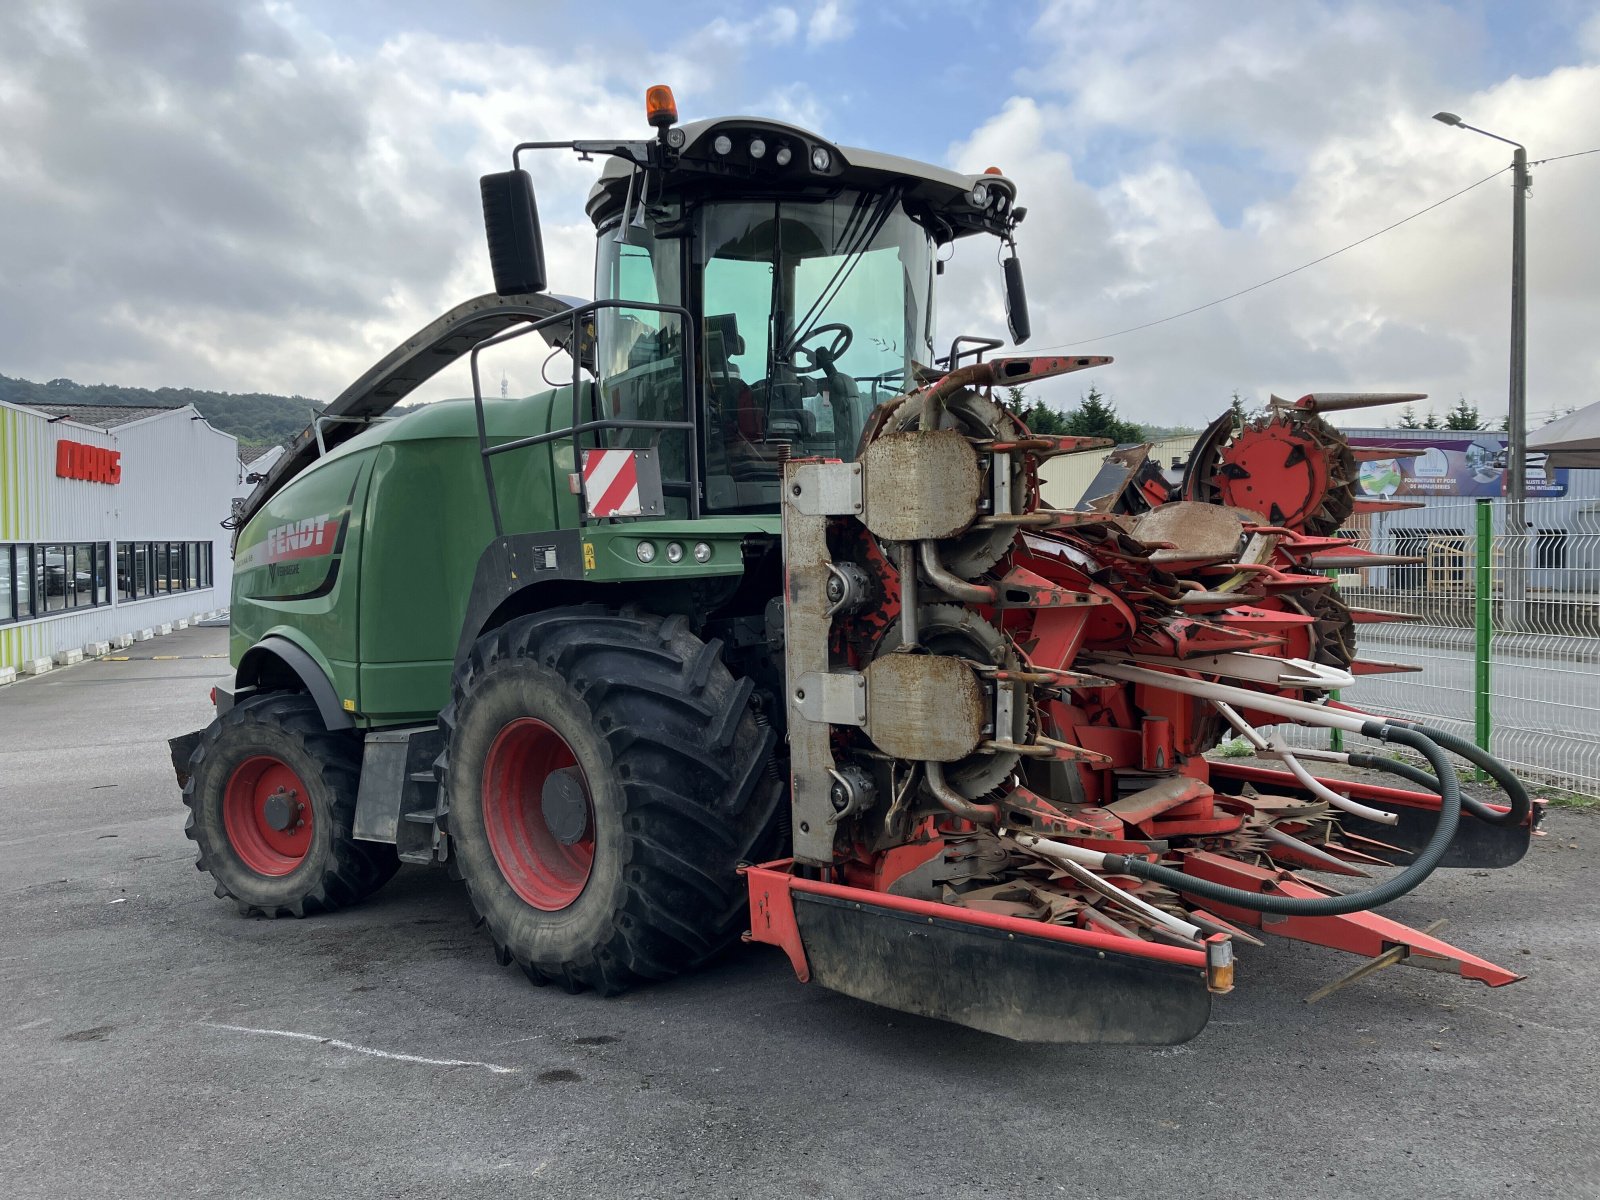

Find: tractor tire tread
<box><xmin>182</xmin><ymin>692</ymin><xmax>400</xmax><ymax>919</ymax></box>
<box><xmin>439</xmin><ymin>605</ymin><xmax>780</xmax><ymax>996</ymax></box>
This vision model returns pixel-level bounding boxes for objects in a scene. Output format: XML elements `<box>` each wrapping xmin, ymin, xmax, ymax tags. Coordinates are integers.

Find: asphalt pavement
<box><xmin>3</xmin><ymin>625</ymin><xmax>1598</xmax><ymax>1199</ymax></box>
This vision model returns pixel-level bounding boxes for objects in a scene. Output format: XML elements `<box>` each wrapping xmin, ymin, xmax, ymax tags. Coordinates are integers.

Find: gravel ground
<box><xmin>3</xmin><ymin>624</ymin><xmax>1597</xmax><ymax>1199</ymax></box>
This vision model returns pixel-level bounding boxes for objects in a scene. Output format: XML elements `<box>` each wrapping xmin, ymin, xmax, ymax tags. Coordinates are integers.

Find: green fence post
<box><xmin>1474</xmin><ymin>498</ymin><xmax>1493</xmax><ymax>779</ymax></box>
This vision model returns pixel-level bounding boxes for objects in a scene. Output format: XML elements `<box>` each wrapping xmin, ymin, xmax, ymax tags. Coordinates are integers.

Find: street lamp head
<box><xmin>1433</xmin><ymin>111</ymin><xmax>1463</xmax><ymax>127</ymax></box>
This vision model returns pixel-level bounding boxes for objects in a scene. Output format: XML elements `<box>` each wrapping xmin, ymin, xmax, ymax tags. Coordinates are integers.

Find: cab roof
<box><xmin>585</xmin><ymin>116</ymin><xmax>1019</xmax><ymax>244</ymax></box>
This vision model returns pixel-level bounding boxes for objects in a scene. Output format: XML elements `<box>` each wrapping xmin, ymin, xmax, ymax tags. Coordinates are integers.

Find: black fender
<box><xmin>237</xmin><ymin>636</ymin><xmax>354</xmax><ymax>731</ymax></box>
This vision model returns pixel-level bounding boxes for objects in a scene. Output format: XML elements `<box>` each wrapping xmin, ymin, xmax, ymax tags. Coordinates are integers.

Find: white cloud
<box><xmin>0</xmin><ymin>2</ymin><xmax>693</xmax><ymax>402</ymax></box>
<box><xmin>937</xmin><ymin>4</ymin><xmax>1600</xmax><ymax>428</ymax></box>
<box><xmin>702</xmin><ymin>6</ymin><xmax>801</xmax><ymax>51</ymax></box>
<box><xmin>808</xmin><ymin>0</ymin><xmax>855</xmax><ymax>47</ymax></box>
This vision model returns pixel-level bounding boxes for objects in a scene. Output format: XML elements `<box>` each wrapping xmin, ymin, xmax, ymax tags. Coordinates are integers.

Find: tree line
<box><xmin>1005</xmin><ymin>385</ymin><xmax>1197</xmax><ymax>444</ymax></box>
<box><xmin>0</xmin><ymin>373</ymin><xmax>327</xmax><ymax>447</ymax></box>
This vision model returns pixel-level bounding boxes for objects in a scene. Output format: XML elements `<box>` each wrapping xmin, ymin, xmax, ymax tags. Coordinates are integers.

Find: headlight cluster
<box><xmin>703</xmin><ymin>129</ymin><xmax>835</xmax><ymax>174</ymax></box>
<box><xmin>969</xmin><ymin>179</ymin><xmax>1013</xmax><ymax>214</ymax></box>
<box><xmin>636</xmin><ymin>541</ymin><xmax>714</xmax><ymax>565</ymax></box>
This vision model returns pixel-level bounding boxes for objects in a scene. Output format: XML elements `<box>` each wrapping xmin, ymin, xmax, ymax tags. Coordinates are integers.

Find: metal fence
<box><xmin>1274</xmin><ymin>496</ymin><xmax>1600</xmax><ymax>796</ymax></box>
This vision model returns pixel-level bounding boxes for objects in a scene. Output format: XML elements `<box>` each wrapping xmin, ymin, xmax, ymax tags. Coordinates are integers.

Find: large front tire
<box><xmin>183</xmin><ymin>693</ymin><xmax>400</xmax><ymax>917</ymax></box>
<box><xmin>440</xmin><ymin>607</ymin><xmax>780</xmax><ymax>995</ymax></box>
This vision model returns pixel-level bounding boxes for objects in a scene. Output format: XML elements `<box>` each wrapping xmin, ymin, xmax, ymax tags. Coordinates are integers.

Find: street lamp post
<box><xmin>1433</xmin><ymin>111</ymin><xmax>1531</xmax><ymax>628</ymax></box>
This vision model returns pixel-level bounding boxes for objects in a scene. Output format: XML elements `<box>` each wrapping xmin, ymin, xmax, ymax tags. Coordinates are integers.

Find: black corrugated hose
<box><xmin>1103</xmin><ymin>723</ymin><xmax>1461</xmax><ymax>917</ymax></box>
<box><xmin>1355</xmin><ymin>718</ymin><xmax>1531</xmax><ymax>828</ymax></box>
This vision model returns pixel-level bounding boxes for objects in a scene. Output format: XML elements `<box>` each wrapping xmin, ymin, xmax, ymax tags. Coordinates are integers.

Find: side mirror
<box><xmin>480</xmin><ymin>169</ymin><xmax>548</xmax><ymax>295</ymax></box>
<box><xmin>1003</xmin><ymin>254</ymin><xmax>1031</xmax><ymax>345</ymax></box>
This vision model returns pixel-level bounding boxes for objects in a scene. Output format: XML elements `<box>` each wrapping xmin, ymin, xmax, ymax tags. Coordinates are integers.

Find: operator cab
<box><xmin>486</xmin><ymin>87</ymin><xmax>1031</xmax><ymax>514</ymax></box>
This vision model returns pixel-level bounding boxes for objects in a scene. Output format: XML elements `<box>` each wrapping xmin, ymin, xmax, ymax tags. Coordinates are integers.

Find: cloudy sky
<box><xmin>3</xmin><ymin>0</ymin><xmax>1598</xmax><ymax>427</ymax></box>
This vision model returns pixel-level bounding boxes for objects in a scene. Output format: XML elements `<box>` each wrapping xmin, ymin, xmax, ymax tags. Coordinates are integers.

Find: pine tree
<box><xmin>1023</xmin><ymin>400</ymin><xmax>1068</xmax><ymax>435</ymax></box>
<box><xmin>1229</xmin><ymin>391</ymin><xmax>1250</xmax><ymax>427</ymax></box>
<box><xmin>1421</xmin><ymin>409</ymin><xmax>1442</xmax><ymax>430</ymax></box>
<box><xmin>1062</xmin><ymin>386</ymin><xmax>1144</xmax><ymax>444</ymax></box>
<box><xmin>1398</xmin><ymin>405</ymin><xmax>1420</xmax><ymax>429</ymax></box>
<box><xmin>1444</xmin><ymin>396</ymin><xmax>1481</xmax><ymax>431</ymax></box>
<box><xmin>1008</xmin><ymin>386</ymin><xmax>1069</xmax><ymax>435</ymax></box>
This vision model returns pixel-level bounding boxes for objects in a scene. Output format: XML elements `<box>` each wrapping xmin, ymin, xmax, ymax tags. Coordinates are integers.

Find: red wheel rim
<box><xmin>223</xmin><ymin>755</ymin><xmax>314</xmax><ymax>876</ymax></box>
<box><xmin>482</xmin><ymin>718</ymin><xmax>595</xmax><ymax>911</ymax></box>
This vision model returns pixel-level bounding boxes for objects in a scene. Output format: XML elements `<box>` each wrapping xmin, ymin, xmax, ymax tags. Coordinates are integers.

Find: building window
<box><xmin>0</xmin><ymin>547</ymin><xmax>12</xmax><ymax>623</ymax></box>
<box><xmin>0</xmin><ymin>541</ymin><xmax>214</xmax><ymax>620</ymax></box>
<box><xmin>14</xmin><ymin>546</ymin><xmax>34</xmax><ymax>619</ymax></box>
<box><xmin>2</xmin><ymin>542</ymin><xmax>113</xmax><ymax>620</ymax></box>
<box><xmin>106</xmin><ymin>540</ymin><xmax>216</xmax><ymax>604</ymax></box>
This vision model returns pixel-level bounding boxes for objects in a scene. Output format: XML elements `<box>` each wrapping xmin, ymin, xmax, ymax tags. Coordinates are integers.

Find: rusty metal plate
<box><xmin>863</xmin><ymin>654</ymin><xmax>983</xmax><ymax>762</ymax></box>
<box><xmin>1129</xmin><ymin>502</ymin><xmax>1246</xmax><ymax>566</ymax></box>
<box><xmin>860</xmin><ymin>429</ymin><xmax>980</xmax><ymax>542</ymax></box>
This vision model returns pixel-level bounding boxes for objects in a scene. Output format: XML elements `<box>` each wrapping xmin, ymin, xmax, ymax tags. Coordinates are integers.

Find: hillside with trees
<box><xmin>0</xmin><ymin>373</ymin><xmax>327</xmax><ymax>448</ymax></box>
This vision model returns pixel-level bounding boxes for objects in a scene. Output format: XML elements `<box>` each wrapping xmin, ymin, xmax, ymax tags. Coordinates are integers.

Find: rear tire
<box><xmin>439</xmin><ymin>606</ymin><xmax>780</xmax><ymax>995</ymax></box>
<box><xmin>183</xmin><ymin>693</ymin><xmax>400</xmax><ymax>917</ymax></box>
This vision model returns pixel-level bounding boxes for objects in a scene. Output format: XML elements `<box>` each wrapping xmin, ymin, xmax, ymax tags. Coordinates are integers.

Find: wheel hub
<box><xmin>541</xmin><ymin>767</ymin><xmax>591</xmax><ymax>846</ymax></box>
<box><xmin>261</xmin><ymin>787</ymin><xmax>302</xmax><ymax>833</ymax></box>
<box><xmin>222</xmin><ymin>756</ymin><xmax>314</xmax><ymax>877</ymax></box>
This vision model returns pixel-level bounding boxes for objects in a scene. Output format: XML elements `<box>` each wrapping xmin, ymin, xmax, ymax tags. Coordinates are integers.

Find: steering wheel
<box><xmin>791</xmin><ymin>322</ymin><xmax>853</xmax><ymax>372</ymax></box>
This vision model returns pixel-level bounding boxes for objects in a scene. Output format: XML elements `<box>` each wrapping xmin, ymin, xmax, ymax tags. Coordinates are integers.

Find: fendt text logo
<box><xmin>263</xmin><ymin>514</ymin><xmax>336</xmax><ymax>563</ymax></box>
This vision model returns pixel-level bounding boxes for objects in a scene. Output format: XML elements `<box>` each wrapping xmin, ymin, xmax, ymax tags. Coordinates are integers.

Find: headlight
<box><xmin>693</xmin><ymin>542</ymin><xmax>713</xmax><ymax>563</ymax></box>
<box><xmin>810</xmin><ymin>146</ymin><xmax>831</xmax><ymax>171</ymax></box>
<box><xmin>713</xmin><ymin>134</ymin><xmax>732</xmax><ymax>155</ymax></box>
<box><xmin>775</xmin><ymin>144</ymin><xmax>793</xmax><ymax>166</ymax></box>
<box><xmin>665</xmin><ymin>542</ymin><xmax>685</xmax><ymax>564</ymax></box>
<box><xmin>749</xmin><ymin>137</ymin><xmax>766</xmax><ymax>159</ymax></box>
<box><xmin>970</xmin><ymin>182</ymin><xmax>990</xmax><ymax>207</ymax></box>
<box><xmin>636</xmin><ymin>541</ymin><xmax>657</xmax><ymax>563</ymax></box>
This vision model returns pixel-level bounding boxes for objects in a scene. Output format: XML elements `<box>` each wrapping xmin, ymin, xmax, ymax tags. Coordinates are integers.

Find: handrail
<box><xmin>468</xmin><ymin>297</ymin><xmax>700</xmax><ymax>537</ymax></box>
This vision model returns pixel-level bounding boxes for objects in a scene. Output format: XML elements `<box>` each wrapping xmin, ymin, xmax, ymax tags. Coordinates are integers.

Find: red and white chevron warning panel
<box><xmin>582</xmin><ymin>448</ymin><xmax>643</xmax><ymax>517</ymax></box>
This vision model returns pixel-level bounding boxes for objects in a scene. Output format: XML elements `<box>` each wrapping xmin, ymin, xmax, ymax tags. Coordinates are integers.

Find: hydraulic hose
<box><xmin>1370</xmin><ymin>719</ymin><xmax>1531</xmax><ymax>828</ymax></box>
<box><xmin>1102</xmin><ymin>724</ymin><xmax>1460</xmax><ymax>917</ymax></box>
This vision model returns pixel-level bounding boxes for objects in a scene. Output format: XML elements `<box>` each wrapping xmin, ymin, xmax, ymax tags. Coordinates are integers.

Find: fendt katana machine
<box><xmin>172</xmin><ymin>87</ymin><xmax>1539</xmax><ymax>1044</ymax></box>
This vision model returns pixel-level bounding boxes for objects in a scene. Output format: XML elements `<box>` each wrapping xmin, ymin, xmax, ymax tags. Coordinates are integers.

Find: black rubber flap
<box><xmin>1337</xmin><ymin>803</ymin><xmax>1531</xmax><ymax>869</ymax></box>
<box><xmin>1210</xmin><ymin>773</ymin><xmax>1532</xmax><ymax>869</ymax></box>
<box><xmin>793</xmin><ymin>892</ymin><xmax>1211</xmax><ymax>1045</ymax></box>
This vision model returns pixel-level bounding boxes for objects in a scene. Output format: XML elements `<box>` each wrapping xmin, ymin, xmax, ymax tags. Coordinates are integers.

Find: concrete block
<box><xmin>114</xmin><ymin>634</ymin><xmax>135</xmax><ymax>649</ymax></box>
<box><xmin>83</xmin><ymin>641</ymin><xmax>112</xmax><ymax>657</ymax></box>
<box><xmin>157</xmin><ymin>623</ymin><xmax>173</xmax><ymax>636</ymax></box>
<box><xmin>19</xmin><ymin>657</ymin><xmax>52</xmax><ymax>676</ymax></box>
<box><xmin>0</xmin><ymin>667</ymin><xmax>16</xmax><ymax>686</ymax></box>
<box><xmin>135</xmin><ymin>628</ymin><xmax>155</xmax><ymax>641</ymax></box>
<box><xmin>53</xmin><ymin>648</ymin><xmax>84</xmax><ymax>667</ymax></box>
<box><xmin>192</xmin><ymin>613</ymin><xmax>205</xmax><ymax>625</ymax></box>
<box><xmin>174</xmin><ymin>619</ymin><xmax>189</xmax><ymax>630</ymax></box>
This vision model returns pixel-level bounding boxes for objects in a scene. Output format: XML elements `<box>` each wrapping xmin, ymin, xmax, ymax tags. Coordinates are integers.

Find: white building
<box><xmin>0</xmin><ymin>399</ymin><xmax>239</xmax><ymax>673</ymax></box>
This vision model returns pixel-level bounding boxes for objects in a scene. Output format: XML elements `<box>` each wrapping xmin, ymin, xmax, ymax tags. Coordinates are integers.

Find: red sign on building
<box><xmin>55</xmin><ymin>439</ymin><xmax>122</xmax><ymax>484</ymax></box>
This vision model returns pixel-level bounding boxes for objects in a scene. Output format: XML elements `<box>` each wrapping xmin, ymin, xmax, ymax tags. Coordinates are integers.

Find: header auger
<box><xmin>176</xmin><ymin>87</ymin><xmax>1537</xmax><ymax>1046</ymax></box>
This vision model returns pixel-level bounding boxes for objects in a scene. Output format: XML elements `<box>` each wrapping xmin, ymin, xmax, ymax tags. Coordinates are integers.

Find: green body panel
<box><xmin>232</xmin><ymin>449</ymin><xmax>374</xmax><ymax>709</ymax></box>
<box><xmin>231</xmin><ymin>387</ymin><xmax>777</xmax><ymax>728</ymax></box>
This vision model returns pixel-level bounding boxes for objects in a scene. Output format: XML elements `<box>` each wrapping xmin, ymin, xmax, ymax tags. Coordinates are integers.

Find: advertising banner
<box><xmin>1348</xmin><ymin>434</ymin><xmax>1567</xmax><ymax>499</ymax></box>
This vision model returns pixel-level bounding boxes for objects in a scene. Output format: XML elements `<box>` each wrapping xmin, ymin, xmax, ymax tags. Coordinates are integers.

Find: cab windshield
<box><xmin>699</xmin><ymin>192</ymin><xmax>933</xmax><ymax>510</ymax></box>
<box><xmin>593</xmin><ymin>190</ymin><xmax>935</xmax><ymax>513</ymax></box>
